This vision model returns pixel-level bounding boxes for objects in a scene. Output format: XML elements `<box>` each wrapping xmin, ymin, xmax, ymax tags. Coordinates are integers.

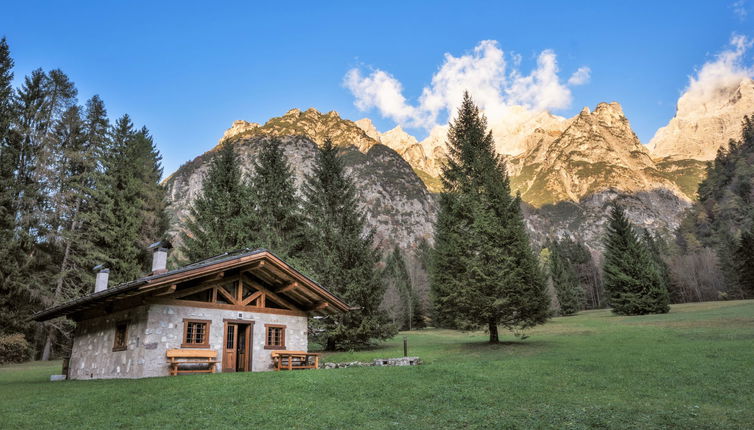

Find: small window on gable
<box><xmin>182</xmin><ymin>319</ymin><xmax>210</xmax><ymax>348</ymax></box>
<box><xmin>113</xmin><ymin>322</ymin><xmax>128</xmax><ymax>352</ymax></box>
<box><xmin>264</xmin><ymin>324</ymin><xmax>286</xmax><ymax>349</ymax></box>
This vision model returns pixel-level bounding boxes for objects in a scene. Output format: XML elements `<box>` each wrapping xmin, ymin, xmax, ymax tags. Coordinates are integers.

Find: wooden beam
<box><xmin>240</xmin><ymin>291</ymin><xmax>263</xmax><ymax>306</ymax></box>
<box><xmin>154</xmin><ymin>285</ymin><xmax>177</xmax><ymax>296</ymax></box>
<box><xmin>241</xmin><ymin>272</ymin><xmax>299</xmax><ymax>311</ymax></box>
<box><xmin>307</xmin><ymin>301</ymin><xmax>329</xmax><ymax>312</ymax></box>
<box><xmin>172</xmin><ymin>283</ymin><xmax>215</xmax><ymax>299</ymax></box>
<box><xmin>146</xmin><ymin>297</ymin><xmax>307</xmax><ymax>317</ymax></box>
<box><xmin>216</xmin><ymin>286</ymin><xmax>237</xmax><ymax>305</ymax></box>
<box><xmin>276</xmin><ymin>282</ymin><xmax>299</xmax><ymax>293</ymax></box>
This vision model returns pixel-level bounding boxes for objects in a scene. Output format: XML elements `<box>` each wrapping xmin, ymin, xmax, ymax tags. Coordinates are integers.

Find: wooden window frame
<box><xmin>112</xmin><ymin>321</ymin><xmax>128</xmax><ymax>352</ymax></box>
<box><xmin>264</xmin><ymin>324</ymin><xmax>286</xmax><ymax>350</ymax></box>
<box><xmin>182</xmin><ymin>318</ymin><xmax>211</xmax><ymax>348</ymax></box>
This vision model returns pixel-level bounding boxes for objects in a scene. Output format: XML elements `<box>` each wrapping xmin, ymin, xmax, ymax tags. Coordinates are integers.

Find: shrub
<box><xmin>0</xmin><ymin>333</ymin><xmax>33</xmax><ymax>364</ymax></box>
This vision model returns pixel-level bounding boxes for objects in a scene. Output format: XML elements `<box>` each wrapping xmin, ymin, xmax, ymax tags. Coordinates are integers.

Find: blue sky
<box><xmin>2</xmin><ymin>1</ymin><xmax>753</xmax><ymax>175</ymax></box>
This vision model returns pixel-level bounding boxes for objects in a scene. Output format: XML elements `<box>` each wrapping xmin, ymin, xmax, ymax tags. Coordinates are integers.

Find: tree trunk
<box><xmin>488</xmin><ymin>321</ymin><xmax>499</xmax><ymax>343</ymax></box>
<box><xmin>325</xmin><ymin>337</ymin><xmax>336</xmax><ymax>351</ymax></box>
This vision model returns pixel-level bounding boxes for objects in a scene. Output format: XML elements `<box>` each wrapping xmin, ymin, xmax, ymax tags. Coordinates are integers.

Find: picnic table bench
<box><xmin>166</xmin><ymin>349</ymin><xmax>218</xmax><ymax>376</ymax></box>
<box><xmin>271</xmin><ymin>350</ymin><xmax>320</xmax><ymax>371</ymax></box>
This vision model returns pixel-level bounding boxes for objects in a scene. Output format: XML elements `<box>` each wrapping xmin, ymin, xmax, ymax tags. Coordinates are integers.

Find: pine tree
<box><xmin>303</xmin><ymin>139</ymin><xmax>396</xmax><ymax>350</ymax></box>
<box><xmin>90</xmin><ymin>115</ymin><xmax>168</xmax><ymax>283</ymax></box>
<box><xmin>431</xmin><ymin>93</ymin><xmax>549</xmax><ymax>342</ymax></box>
<box><xmin>382</xmin><ymin>246</ymin><xmax>419</xmax><ymax>330</ymax></box>
<box><xmin>734</xmin><ymin>224</ymin><xmax>754</xmax><ymax>295</ymax></box>
<box><xmin>180</xmin><ymin>142</ymin><xmax>250</xmax><ymax>263</ymax></box>
<box><xmin>548</xmin><ymin>240</ymin><xmax>584</xmax><ymax>315</ymax></box>
<box><xmin>247</xmin><ymin>138</ymin><xmax>307</xmax><ymax>259</ymax></box>
<box><xmin>603</xmin><ymin>204</ymin><xmax>670</xmax><ymax>315</ymax></box>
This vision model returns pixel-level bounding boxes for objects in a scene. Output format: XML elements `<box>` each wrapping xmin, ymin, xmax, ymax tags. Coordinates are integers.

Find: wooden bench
<box><xmin>271</xmin><ymin>350</ymin><xmax>320</xmax><ymax>371</ymax></box>
<box><xmin>166</xmin><ymin>349</ymin><xmax>218</xmax><ymax>376</ymax></box>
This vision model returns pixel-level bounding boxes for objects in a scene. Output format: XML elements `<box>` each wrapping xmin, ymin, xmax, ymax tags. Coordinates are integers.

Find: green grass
<box><xmin>2</xmin><ymin>301</ymin><xmax>754</xmax><ymax>429</ymax></box>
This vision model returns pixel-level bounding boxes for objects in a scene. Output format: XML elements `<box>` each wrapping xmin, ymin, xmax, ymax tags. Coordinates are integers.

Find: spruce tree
<box><xmin>90</xmin><ymin>115</ymin><xmax>168</xmax><ymax>283</ymax></box>
<box><xmin>180</xmin><ymin>142</ymin><xmax>249</xmax><ymax>263</ymax></box>
<box><xmin>303</xmin><ymin>139</ymin><xmax>396</xmax><ymax>350</ymax></box>
<box><xmin>431</xmin><ymin>93</ymin><xmax>549</xmax><ymax>342</ymax></box>
<box><xmin>382</xmin><ymin>246</ymin><xmax>419</xmax><ymax>330</ymax></box>
<box><xmin>603</xmin><ymin>204</ymin><xmax>670</xmax><ymax>315</ymax></box>
<box><xmin>548</xmin><ymin>240</ymin><xmax>584</xmax><ymax>315</ymax></box>
<box><xmin>247</xmin><ymin>138</ymin><xmax>307</xmax><ymax>259</ymax></box>
<box><xmin>733</xmin><ymin>224</ymin><xmax>754</xmax><ymax>296</ymax></box>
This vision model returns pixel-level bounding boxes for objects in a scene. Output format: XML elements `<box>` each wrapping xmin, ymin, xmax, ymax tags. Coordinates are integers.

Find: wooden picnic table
<box><xmin>271</xmin><ymin>350</ymin><xmax>320</xmax><ymax>371</ymax></box>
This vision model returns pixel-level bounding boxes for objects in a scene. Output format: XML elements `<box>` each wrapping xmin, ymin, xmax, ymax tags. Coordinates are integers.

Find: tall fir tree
<box><xmin>431</xmin><ymin>93</ymin><xmax>549</xmax><ymax>342</ymax></box>
<box><xmin>603</xmin><ymin>204</ymin><xmax>670</xmax><ymax>315</ymax></box>
<box><xmin>247</xmin><ymin>138</ymin><xmax>307</xmax><ymax>260</ymax></box>
<box><xmin>382</xmin><ymin>246</ymin><xmax>421</xmax><ymax>330</ymax></box>
<box><xmin>734</xmin><ymin>223</ymin><xmax>754</xmax><ymax>295</ymax></box>
<box><xmin>548</xmin><ymin>239</ymin><xmax>584</xmax><ymax>316</ymax></box>
<box><xmin>90</xmin><ymin>115</ymin><xmax>168</xmax><ymax>283</ymax></box>
<box><xmin>180</xmin><ymin>142</ymin><xmax>250</xmax><ymax>263</ymax></box>
<box><xmin>303</xmin><ymin>139</ymin><xmax>396</xmax><ymax>350</ymax></box>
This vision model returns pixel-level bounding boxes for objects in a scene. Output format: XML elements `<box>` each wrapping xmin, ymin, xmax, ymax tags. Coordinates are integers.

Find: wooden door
<box><xmin>237</xmin><ymin>325</ymin><xmax>247</xmax><ymax>372</ymax></box>
<box><xmin>223</xmin><ymin>323</ymin><xmax>238</xmax><ymax>372</ymax></box>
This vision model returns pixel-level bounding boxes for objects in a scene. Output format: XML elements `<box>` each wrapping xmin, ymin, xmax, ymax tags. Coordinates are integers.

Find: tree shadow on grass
<box><xmin>458</xmin><ymin>339</ymin><xmax>553</xmax><ymax>352</ymax></box>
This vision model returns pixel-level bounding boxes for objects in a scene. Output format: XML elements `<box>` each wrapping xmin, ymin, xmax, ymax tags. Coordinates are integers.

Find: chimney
<box><xmin>148</xmin><ymin>240</ymin><xmax>172</xmax><ymax>275</ymax></box>
<box><xmin>93</xmin><ymin>265</ymin><xmax>109</xmax><ymax>293</ymax></box>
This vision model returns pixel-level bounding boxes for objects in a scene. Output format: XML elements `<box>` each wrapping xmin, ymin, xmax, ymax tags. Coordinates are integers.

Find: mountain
<box><xmin>649</xmin><ymin>78</ymin><xmax>754</xmax><ymax>160</ymax></box>
<box><xmin>222</xmin><ymin>107</ymin><xmax>379</xmax><ymax>152</ymax></box>
<box><xmin>164</xmin><ymin>111</ymin><xmax>437</xmax><ymax>255</ymax></box>
<box><xmin>508</xmin><ymin>102</ymin><xmax>684</xmax><ymax>207</ymax></box>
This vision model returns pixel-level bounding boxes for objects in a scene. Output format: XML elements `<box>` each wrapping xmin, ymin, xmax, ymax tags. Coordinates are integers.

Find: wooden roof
<box><xmin>33</xmin><ymin>249</ymin><xmax>351</xmax><ymax>321</ymax></box>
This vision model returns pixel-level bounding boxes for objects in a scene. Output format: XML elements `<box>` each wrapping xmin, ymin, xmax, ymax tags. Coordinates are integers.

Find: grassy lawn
<box><xmin>2</xmin><ymin>301</ymin><xmax>753</xmax><ymax>429</ymax></box>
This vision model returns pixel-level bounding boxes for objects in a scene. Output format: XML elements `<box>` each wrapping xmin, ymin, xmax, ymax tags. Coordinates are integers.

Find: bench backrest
<box><xmin>166</xmin><ymin>348</ymin><xmax>217</xmax><ymax>358</ymax></box>
<box><xmin>271</xmin><ymin>350</ymin><xmax>308</xmax><ymax>356</ymax></box>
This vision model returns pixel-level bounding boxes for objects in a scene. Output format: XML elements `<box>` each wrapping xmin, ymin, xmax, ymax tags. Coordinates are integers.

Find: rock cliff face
<box><xmin>509</xmin><ymin>102</ymin><xmax>683</xmax><ymax>207</ymax></box>
<box><xmin>165</xmin><ymin>117</ymin><xmax>436</xmax><ymax>253</ymax></box>
<box><xmin>165</xmin><ymin>82</ymin><xmax>753</xmax><ymax>254</ymax></box>
<box><xmin>223</xmin><ymin>108</ymin><xmax>379</xmax><ymax>152</ymax></box>
<box><xmin>648</xmin><ymin>78</ymin><xmax>754</xmax><ymax>160</ymax></box>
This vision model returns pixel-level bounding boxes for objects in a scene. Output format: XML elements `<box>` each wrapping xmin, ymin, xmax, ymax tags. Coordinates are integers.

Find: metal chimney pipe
<box><xmin>94</xmin><ymin>268</ymin><xmax>109</xmax><ymax>293</ymax></box>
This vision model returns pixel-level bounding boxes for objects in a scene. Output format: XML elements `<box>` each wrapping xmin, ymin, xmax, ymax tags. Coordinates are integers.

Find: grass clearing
<box><xmin>2</xmin><ymin>301</ymin><xmax>753</xmax><ymax>429</ymax></box>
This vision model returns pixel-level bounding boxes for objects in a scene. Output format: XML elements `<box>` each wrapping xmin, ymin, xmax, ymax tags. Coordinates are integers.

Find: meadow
<box><xmin>1</xmin><ymin>300</ymin><xmax>753</xmax><ymax>429</ymax></box>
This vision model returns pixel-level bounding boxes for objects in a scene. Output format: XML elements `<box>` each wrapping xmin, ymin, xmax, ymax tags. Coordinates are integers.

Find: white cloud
<box><xmin>732</xmin><ymin>0</ymin><xmax>748</xmax><ymax>20</ymax></box>
<box><xmin>343</xmin><ymin>40</ymin><xmax>589</xmax><ymax>131</ymax></box>
<box><xmin>677</xmin><ymin>34</ymin><xmax>754</xmax><ymax>116</ymax></box>
<box><xmin>568</xmin><ymin>66</ymin><xmax>591</xmax><ymax>86</ymax></box>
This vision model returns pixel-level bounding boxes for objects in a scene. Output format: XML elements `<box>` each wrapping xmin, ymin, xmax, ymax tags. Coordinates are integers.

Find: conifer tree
<box><xmin>180</xmin><ymin>142</ymin><xmax>249</xmax><ymax>263</ymax></box>
<box><xmin>382</xmin><ymin>246</ymin><xmax>420</xmax><ymax>330</ymax></box>
<box><xmin>247</xmin><ymin>138</ymin><xmax>307</xmax><ymax>259</ymax></box>
<box><xmin>90</xmin><ymin>115</ymin><xmax>168</xmax><ymax>283</ymax></box>
<box><xmin>603</xmin><ymin>204</ymin><xmax>670</xmax><ymax>315</ymax></box>
<box><xmin>733</xmin><ymin>224</ymin><xmax>754</xmax><ymax>296</ymax></box>
<box><xmin>431</xmin><ymin>93</ymin><xmax>549</xmax><ymax>342</ymax></box>
<box><xmin>548</xmin><ymin>240</ymin><xmax>584</xmax><ymax>315</ymax></box>
<box><xmin>303</xmin><ymin>139</ymin><xmax>396</xmax><ymax>350</ymax></box>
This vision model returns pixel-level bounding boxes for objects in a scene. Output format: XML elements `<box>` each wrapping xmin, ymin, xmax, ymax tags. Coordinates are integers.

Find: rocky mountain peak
<box><xmin>649</xmin><ymin>78</ymin><xmax>754</xmax><ymax>160</ymax></box>
<box><xmin>220</xmin><ymin>108</ymin><xmax>379</xmax><ymax>152</ymax></box>
<box><xmin>354</xmin><ymin>118</ymin><xmax>382</xmax><ymax>143</ymax></box>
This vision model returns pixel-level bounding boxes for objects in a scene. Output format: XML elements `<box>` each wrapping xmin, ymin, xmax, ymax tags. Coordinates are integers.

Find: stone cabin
<box><xmin>33</xmin><ymin>246</ymin><xmax>350</xmax><ymax>379</ymax></box>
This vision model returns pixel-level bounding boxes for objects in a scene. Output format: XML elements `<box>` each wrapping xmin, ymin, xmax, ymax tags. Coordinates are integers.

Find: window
<box><xmin>264</xmin><ymin>324</ymin><xmax>286</xmax><ymax>349</ymax></box>
<box><xmin>113</xmin><ymin>322</ymin><xmax>128</xmax><ymax>352</ymax></box>
<box><xmin>182</xmin><ymin>319</ymin><xmax>211</xmax><ymax>348</ymax></box>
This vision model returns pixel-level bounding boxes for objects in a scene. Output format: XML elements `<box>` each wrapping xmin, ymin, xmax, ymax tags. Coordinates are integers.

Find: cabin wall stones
<box><xmin>69</xmin><ymin>305</ymin><xmax>150</xmax><ymax>379</ymax></box>
<box><xmin>68</xmin><ymin>304</ymin><xmax>308</xmax><ymax>379</ymax></box>
<box><xmin>144</xmin><ymin>304</ymin><xmax>307</xmax><ymax>374</ymax></box>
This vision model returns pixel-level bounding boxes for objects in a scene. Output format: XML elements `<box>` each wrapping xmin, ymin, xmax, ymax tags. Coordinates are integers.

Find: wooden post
<box><xmin>403</xmin><ymin>336</ymin><xmax>408</xmax><ymax>357</ymax></box>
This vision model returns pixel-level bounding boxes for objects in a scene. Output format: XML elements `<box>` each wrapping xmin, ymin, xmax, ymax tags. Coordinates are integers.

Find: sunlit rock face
<box><xmin>648</xmin><ymin>78</ymin><xmax>754</xmax><ymax>160</ymax></box>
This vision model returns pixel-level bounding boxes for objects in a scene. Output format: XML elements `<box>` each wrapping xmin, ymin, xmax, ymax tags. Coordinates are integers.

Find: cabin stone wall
<box><xmin>68</xmin><ymin>305</ymin><xmax>150</xmax><ymax>380</ymax></box>
<box><xmin>69</xmin><ymin>304</ymin><xmax>308</xmax><ymax>379</ymax></box>
<box><xmin>142</xmin><ymin>304</ymin><xmax>308</xmax><ymax>376</ymax></box>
